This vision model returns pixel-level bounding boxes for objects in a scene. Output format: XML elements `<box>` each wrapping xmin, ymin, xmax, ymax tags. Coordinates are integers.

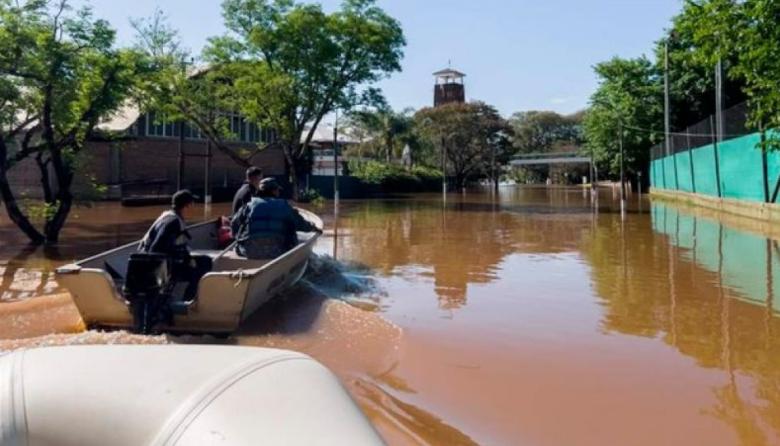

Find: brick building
<box><xmin>8</xmin><ymin>106</ymin><xmax>287</xmax><ymax>202</ymax></box>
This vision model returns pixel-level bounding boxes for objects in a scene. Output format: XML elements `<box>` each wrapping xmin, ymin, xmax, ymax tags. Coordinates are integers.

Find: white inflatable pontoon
<box><xmin>0</xmin><ymin>345</ymin><xmax>383</xmax><ymax>446</ymax></box>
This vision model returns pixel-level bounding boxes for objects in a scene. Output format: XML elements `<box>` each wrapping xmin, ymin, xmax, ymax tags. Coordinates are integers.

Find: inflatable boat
<box><xmin>55</xmin><ymin>209</ymin><xmax>323</xmax><ymax>335</ymax></box>
<box><xmin>0</xmin><ymin>345</ymin><xmax>383</xmax><ymax>445</ymax></box>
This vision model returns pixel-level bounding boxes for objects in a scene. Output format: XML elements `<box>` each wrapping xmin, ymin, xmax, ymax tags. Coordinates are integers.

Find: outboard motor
<box><xmin>123</xmin><ymin>253</ymin><xmax>173</xmax><ymax>334</ymax></box>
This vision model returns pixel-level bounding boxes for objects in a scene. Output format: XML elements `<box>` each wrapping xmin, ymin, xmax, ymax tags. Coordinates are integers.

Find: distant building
<box><xmin>7</xmin><ymin>105</ymin><xmax>286</xmax><ymax>201</ymax></box>
<box><xmin>304</xmin><ymin>123</ymin><xmax>361</xmax><ymax>176</ymax></box>
<box><xmin>433</xmin><ymin>67</ymin><xmax>466</xmax><ymax>107</ymax></box>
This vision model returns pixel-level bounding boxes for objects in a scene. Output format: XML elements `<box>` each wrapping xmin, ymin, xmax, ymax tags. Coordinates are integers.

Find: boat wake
<box><xmin>301</xmin><ymin>254</ymin><xmax>387</xmax><ymax>312</ymax></box>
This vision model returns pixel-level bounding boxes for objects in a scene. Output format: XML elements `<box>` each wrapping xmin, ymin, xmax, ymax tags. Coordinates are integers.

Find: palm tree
<box><xmin>349</xmin><ymin>107</ymin><xmax>414</xmax><ymax>163</ymax></box>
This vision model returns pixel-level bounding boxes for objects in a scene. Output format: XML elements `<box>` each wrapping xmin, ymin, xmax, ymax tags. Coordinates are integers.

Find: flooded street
<box><xmin>1</xmin><ymin>187</ymin><xmax>780</xmax><ymax>445</ymax></box>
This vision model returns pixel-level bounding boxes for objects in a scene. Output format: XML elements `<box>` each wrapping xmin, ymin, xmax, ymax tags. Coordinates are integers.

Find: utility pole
<box><xmin>619</xmin><ymin>122</ymin><xmax>626</xmax><ymax>219</ymax></box>
<box><xmin>664</xmin><ymin>39</ymin><xmax>672</xmax><ymax>157</ymax></box>
<box><xmin>715</xmin><ymin>58</ymin><xmax>725</xmax><ymax>142</ymax></box>
<box><xmin>441</xmin><ymin>136</ymin><xmax>447</xmax><ymax>200</ymax></box>
<box><xmin>333</xmin><ymin>110</ymin><xmax>340</xmax><ymax>206</ymax></box>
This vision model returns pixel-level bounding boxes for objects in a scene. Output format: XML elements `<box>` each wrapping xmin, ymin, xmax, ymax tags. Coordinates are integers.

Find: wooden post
<box><xmin>177</xmin><ymin>121</ymin><xmax>185</xmax><ymax>191</ymax></box>
<box><xmin>204</xmin><ymin>139</ymin><xmax>212</xmax><ymax>204</ymax></box>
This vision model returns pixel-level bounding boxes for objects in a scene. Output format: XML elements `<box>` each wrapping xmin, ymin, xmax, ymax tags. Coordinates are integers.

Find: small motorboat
<box><xmin>0</xmin><ymin>345</ymin><xmax>383</xmax><ymax>445</ymax></box>
<box><xmin>55</xmin><ymin>209</ymin><xmax>323</xmax><ymax>335</ymax></box>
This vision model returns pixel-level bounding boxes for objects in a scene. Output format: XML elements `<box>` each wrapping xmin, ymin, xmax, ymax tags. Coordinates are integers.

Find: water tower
<box><xmin>433</xmin><ymin>67</ymin><xmax>466</xmax><ymax>107</ymax></box>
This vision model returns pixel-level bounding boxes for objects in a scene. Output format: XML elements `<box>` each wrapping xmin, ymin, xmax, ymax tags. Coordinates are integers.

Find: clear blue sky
<box><xmin>75</xmin><ymin>0</ymin><xmax>681</xmax><ymax>117</ymax></box>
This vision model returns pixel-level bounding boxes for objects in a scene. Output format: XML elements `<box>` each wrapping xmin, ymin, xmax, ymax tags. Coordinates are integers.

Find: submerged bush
<box><xmin>348</xmin><ymin>160</ymin><xmax>442</xmax><ymax>192</ymax></box>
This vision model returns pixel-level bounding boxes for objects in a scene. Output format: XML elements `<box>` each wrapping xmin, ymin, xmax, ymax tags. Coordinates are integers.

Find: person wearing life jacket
<box><xmin>231</xmin><ymin>178</ymin><xmax>318</xmax><ymax>259</ymax></box>
<box><xmin>139</xmin><ymin>190</ymin><xmax>211</xmax><ymax>301</ymax></box>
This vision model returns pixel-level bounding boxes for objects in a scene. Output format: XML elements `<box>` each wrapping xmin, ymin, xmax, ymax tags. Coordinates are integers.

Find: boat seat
<box><xmin>189</xmin><ymin>249</ymin><xmax>225</xmax><ymax>260</ymax></box>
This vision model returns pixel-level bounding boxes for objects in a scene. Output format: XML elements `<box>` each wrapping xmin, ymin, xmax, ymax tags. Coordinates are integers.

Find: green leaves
<box><xmin>206</xmin><ymin>0</ymin><xmax>405</xmax><ymax>150</ymax></box>
<box><xmin>0</xmin><ymin>0</ymin><xmax>148</xmax><ymax>243</ymax></box>
<box><xmin>415</xmin><ymin>102</ymin><xmax>512</xmax><ymax>187</ymax></box>
<box><xmin>584</xmin><ymin>57</ymin><xmax>662</xmax><ymax>177</ymax></box>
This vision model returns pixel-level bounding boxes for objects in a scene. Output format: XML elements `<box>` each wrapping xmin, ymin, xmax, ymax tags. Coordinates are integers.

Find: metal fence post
<box><xmin>761</xmin><ymin>129</ymin><xmax>770</xmax><ymax>203</ymax></box>
<box><xmin>711</xmin><ymin>116</ymin><xmax>722</xmax><ymax>198</ymax></box>
<box><xmin>687</xmin><ymin>132</ymin><xmax>696</xmax><ymax>193</ymax></box>
<box><xmin>673</xmin><ymin>138</ymin><xmax>680</xmax><ymax>191</ymax></box>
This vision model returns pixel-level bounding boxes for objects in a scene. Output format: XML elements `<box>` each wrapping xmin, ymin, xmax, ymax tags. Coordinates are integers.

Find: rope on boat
<box><xmin>230</xmin><ymin>269</ymin><xmax>250</xmax><ymax>288</ymax></box>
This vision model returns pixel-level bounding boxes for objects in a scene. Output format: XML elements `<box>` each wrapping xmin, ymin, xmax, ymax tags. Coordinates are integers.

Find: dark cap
<box><xmin>258</xmin><ymin>177</ymin><xmax>282</xmax><ymax>193</ymax></box>
<box><xmin>172</xmin><ymin>189</ymin><xmax>197</xmax><ymax>209</ymax></box>
<box><xmin>246</xmin><ymin>166</ymin><xmax>263</xmax><ymax>180</ymax></box>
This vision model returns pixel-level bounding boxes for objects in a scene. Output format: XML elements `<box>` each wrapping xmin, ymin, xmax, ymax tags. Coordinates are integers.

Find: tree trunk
<box><xmin>44</xmin><ymin>194</ymin><xmax>72</xmax><ymax>244</ymax></box>
<box><xmin>43</xmin><ymin>146</ymin><xmax>74</xmax><ymax>244</ymax></box>
<box><xmin>385</xmin><ymin>135</ymin><xmax>393</xmax><ymax>164</ymax></box>
<box><xmin>35</xmin><ymin>154</ymin><xmax>54</xmax><ymax>204</ymax></box>
<box><xmin>0</xmin><ymin>142</ymin><xmax>45</xmax><ymax>244</ymax></box>
<box><xmin>0</xmin><ymin>175</ymin><xmax>45</xmax><ymax>244</ymax></box>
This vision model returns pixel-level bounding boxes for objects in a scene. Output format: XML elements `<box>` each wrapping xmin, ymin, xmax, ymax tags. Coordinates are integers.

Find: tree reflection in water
<box><xmin>584</xmin><ymin>202</ymin><xmax>780</xmax><ymax>444</ymax></box>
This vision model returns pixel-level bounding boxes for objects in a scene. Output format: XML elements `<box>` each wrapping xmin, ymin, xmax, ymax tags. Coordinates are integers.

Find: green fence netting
<box><xmin>651</xmin><ymin>132</ymin><xmax>778</xmax><ymax>203</ymax></box>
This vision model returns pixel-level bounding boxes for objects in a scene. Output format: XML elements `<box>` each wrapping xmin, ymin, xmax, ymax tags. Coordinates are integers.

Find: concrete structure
<box><xmin>433</xmin><ymin>68</ymin><xmax>466</xmax><ymax>107</ymax></box>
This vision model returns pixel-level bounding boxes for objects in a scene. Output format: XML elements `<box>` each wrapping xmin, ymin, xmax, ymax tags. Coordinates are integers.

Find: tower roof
<box><xmin>433</xmin><ymin>68</ymin><xmax>466</xmax><ymax>79</ymax></box>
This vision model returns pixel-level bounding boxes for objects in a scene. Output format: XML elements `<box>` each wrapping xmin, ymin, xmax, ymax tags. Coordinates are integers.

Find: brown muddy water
<box><xmin>1</xmin><ymin>187</ymin><xmax>780</xmax><ymax>445</ymax></box>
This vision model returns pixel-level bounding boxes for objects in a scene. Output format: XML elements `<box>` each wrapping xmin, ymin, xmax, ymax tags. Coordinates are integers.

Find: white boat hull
<box><xmin>56</xmin><ymin>209</ymin><xmax>323</xmax><ymax>334</ymax></box>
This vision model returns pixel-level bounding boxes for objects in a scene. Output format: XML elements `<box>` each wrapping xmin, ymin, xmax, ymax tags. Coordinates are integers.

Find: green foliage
<box><xmin>347</xmin><ymin>106</ymin><xmax>415</xmax><ymax>163</ymax></box>
<box><xmin>198</xmin><ymin>0</ymin><xmax>406</xmax><ymax>198</ymax></box>
<box><xmin>0</xmin><ymin>0</ymin><xmax>148</xmax><ymax>243</ymax></box>
<box><xmin>414</xmin><ymin>102</ymin><xmax>512</xmax><ymax>188</ymax></box>
<box><xmin>297</xmin><ymin>188</ymin><xmax>324</xmax><ymax>205</ymax></box>
<box><xmin>583</xmin><ymin>57</ymin><xmax>663</xmax><ymax>178</ymax></box>
<box><xmin>676</xmin><ymin>0</ymin><xmax>780</xmax><ymax>148</ymax></box>
<box><xmin>348</xmin><ymin>160</ymin><xmax>441</xmax><ymax>191</ymax></box>
<box><xmin>509</xmin><ymin>110</ymin><xmax>583</xmax><ymax>154</ymax></box>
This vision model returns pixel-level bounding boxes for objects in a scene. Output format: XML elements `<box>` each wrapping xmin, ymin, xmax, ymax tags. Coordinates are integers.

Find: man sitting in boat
<box><xmin>231</xmin><ymin>178</ymin><xmax>318</xmax><ymax>259</ymax></box>
<box><xmin>232</xmin><ymin>166</ymin><xmax>263</xmax><ymax>215</ymax></box>
<box><xmin>138</xmin><ymin>190</ymin><xmax>211</xmax><ymax>301</ymax></box>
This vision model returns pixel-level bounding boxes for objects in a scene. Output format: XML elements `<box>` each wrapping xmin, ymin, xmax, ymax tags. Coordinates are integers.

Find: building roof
<box><xmin>97</xmin><ymin>103</ymin><xmax>141</xmax><ymax>132</ymax></box>
<box><xmin>433</xmin><ymin>68</ymin><xmax>466</xmax><ymax>79</ymax></box>
<box><xmin>302</xmin><ymin>122</ymin><xmax>362</xmax><ymax>145</ymax></box>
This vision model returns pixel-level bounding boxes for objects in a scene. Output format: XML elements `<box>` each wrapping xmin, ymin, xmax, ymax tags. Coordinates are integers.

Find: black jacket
<box><xmin>138</xmin><ymin>210</ymin><xmax>191</xmax><ymax>259</ymax></box>
<box><xmin>232</xmin><ymin>182</ymin><xmax>258</xmax><ymax>215</ymax></box>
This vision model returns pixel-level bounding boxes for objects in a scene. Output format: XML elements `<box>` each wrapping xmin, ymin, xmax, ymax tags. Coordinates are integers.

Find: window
<box><xmin>143</xmin><ymin>111</ymin><xmax>270</xmax><ymax>143</ymax></box>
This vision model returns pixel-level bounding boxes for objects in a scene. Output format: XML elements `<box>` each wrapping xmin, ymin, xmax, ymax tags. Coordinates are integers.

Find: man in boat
<box><xmin>232</xmin><ymin>166</ymin><xmax>263</xmax><ymax>215</ymax></box>
<box><xmin>139</xmin><ymin>190</ymin><xmax>211</xmax><ymax>301</ymax></box>
<box><xmin>231</xmin><ymin>178</ymin><xmax>319</xmax><ymax>259</ymax></box>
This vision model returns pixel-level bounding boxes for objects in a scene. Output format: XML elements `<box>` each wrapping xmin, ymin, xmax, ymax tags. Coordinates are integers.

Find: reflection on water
<box><xmin>2</xmin><ymin>188</ymin><xmax>780</xmax><ymax>445</ymax></box>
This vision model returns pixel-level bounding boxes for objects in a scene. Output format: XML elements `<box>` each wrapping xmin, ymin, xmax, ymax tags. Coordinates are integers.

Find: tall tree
<box><xmin>415</xmin><ymin>102</ymin><xmax>511</xmax><ymax>190</ymax></box>
<box><xmin>677</xmin><ymin>0</ymin><xmax>780</xmax><ymax>146</ymax></box>
<box><xmin>202</xmin><ymin>0</ymin><xmax>405</xmax><ymax>199</ymax></box>
<box><xmin>583</xmin><ymin>57</ymin><xmax>663</xmax><ymax>179</ymax></box>
<box><xmin>509</xmin><ymin>110</ymin><xmax>582</xmax><ymax>154</ymax></box>
<box><xmin>347</xmin><ymin>107</ymin><xmax>413</xmax><ymax>163</ymax></box>
<box><xmin>133</xmin><ymin>10</ymin><xmax>274</xmax><ymax>169</ymax></box>
<box><xmin>0</xmin><ymin>0</ymin><xmax>145</xmax><ymax>244</ymax></box>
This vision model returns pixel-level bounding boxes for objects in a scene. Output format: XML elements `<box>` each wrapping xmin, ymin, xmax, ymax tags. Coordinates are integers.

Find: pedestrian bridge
<box><xmin>510</xmin><ymin>152</ymin><xmax>592</xmax><ymax>166</ymax></box>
